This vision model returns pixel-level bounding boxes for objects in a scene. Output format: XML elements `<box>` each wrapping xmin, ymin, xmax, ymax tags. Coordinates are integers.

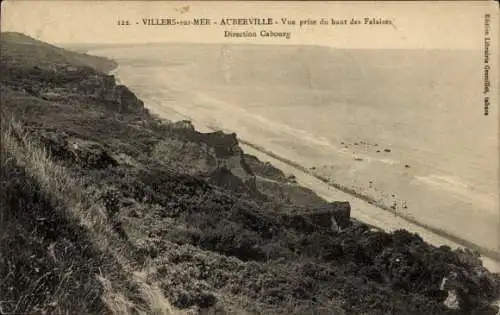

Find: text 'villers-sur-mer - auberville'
<box><xmin>140</xmin><ymin>17</ymin><xmax>393</xmax><ymax>27</ymax></box>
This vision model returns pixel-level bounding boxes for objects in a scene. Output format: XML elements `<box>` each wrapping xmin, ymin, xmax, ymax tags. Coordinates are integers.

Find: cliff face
<box><xmin>153</xmin><ymin>122</ymin><xmax>262</xmax><ymax>199</ymax></box>
<box><xmin>1</xmin><ymin>33</ymin><xmax>500</xmax><ymax>315</ymax></box>
<box><xmin>1</xmin><ymin>32</ymin><xmax>143</xmax><ymax>115</ymax></box>
<box><xmin>0</xmin><ymin>62</ymin><xmax>145</xmax><ymax>115</ymax></box>
<box><xmin>78</xmin><ymin>74</ymin><xmax>145</xmax><ymax>113</ymax></box>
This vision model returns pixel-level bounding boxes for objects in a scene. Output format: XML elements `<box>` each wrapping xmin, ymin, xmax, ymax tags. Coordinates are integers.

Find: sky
<box><xmin>1</xmin><ymin>1</ymin><xmax>498</xmax><ymax>49</ymax></box>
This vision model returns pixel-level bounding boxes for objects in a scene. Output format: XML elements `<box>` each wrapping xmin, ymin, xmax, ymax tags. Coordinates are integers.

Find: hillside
<box><xmin>1</xmin><ymin>32</ymin><xmax>499</xmax><ymax>315</ymax></box>
<box><xmin>1</xmin><ymin>32</ymin><xmax>117</xmax><ymax>72</ymax></box>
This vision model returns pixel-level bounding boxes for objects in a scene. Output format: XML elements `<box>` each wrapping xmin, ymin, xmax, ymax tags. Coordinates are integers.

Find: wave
<box><xmin>416</xmin><ymin>174</ymin><xmax>470</xmax><ymax>191</ymax></box>
<box><xmin>415</xmin><ymin>174</ymin><xmax>498</xmax><ymax>213</ymax></box>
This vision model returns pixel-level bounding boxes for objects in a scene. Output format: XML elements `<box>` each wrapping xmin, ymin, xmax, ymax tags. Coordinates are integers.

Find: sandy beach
<box><xmin>93</xmin><ymin>43</ymin><xmax>499</xmax><ymax>271</ymax></box>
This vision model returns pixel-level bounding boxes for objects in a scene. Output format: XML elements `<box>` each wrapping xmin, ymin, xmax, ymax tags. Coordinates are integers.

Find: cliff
<box><xmin>1</xmin><ymin>32</ymin><xmax>499</xmax><ymax>315</ymax></box>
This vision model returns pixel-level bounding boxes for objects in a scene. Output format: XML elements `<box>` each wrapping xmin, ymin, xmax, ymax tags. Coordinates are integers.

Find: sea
<box><xmin>87</xmin><ymin>43</ymin><xmax>499</xmax><ymax>255</ymax></box>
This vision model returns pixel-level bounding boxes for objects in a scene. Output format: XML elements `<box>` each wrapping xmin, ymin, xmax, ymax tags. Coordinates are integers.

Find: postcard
<box><xmin>1</xmin><ymin>1</ymin><xmax>499</xmax><ymax>314</ymax></box>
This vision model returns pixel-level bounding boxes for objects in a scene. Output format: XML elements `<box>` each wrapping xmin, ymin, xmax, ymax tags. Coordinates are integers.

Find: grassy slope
<box><xmin>0</xmin><ymin>32</ymin><xmax>179</xmax><ymax>315</ymax></box>
<box><xmin>1</xmin><ymin>32</ymin><xmax>117</xmax><ymax>72</ymax></box>
<box><xmin>1</xmin><ymin>32</ymin><xmax>500</xmax><ymax>315</ymax></box>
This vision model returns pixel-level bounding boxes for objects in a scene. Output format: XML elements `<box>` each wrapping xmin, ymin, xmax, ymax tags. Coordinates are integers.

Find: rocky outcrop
<box><xmin>208</xmin><ymin>166</ymin><xmax>262</xmax><ymax>200</ymax></box>
<box><xmin>282</xmin><ymin>201</ymin><xmax>351</xmax><ymax>233</ymax></box>
<box><xmin>34</xmin><ymin>130</ymin><xmax>118</xmax><ymax>169</ymax></box>
<box><xmin>166</xmin><ymin>127</ymin><xmax>259</xmax><ymax>194</ymax></box>
<box><xmin>79</xmin><ymin>74</ymin><xmax>116</xmax><ymax>100</ymax></box>
<box><xmin>78</xmin><ymin>74</ymin><xmax>145</xmax><ymax>113</ymax></box>
<box><xmin>171</xmin><ymin>120</ymin><xmax>196</xmax><ymax>131</ymax></box>
<box><xmin>440</xmin><ymin>272</ymin><xmax>461</xmax><ymax>310</ymax></box>
<box><xmin>1</xmin><ymin>59</ymin><xmax>145</xmax><ymax>115</ymax></box>
<box><xmin>201</xmin><ymin>131</ymin><xmax>242</xmax><ymax>159</ymax></box>
<box><xmin>244</xmin><ymin>154</ymin><xmax>290</xmax><ymax>183</ymax></box>
<box><xmin>68</xmin><ymin>138</ymin><xmax>119</xmax><ymax>169</ymax></box>
<box><xmin>113</xmin><ymin>84</ymin><xmax>145</xmax><ymax>113</ymax></box>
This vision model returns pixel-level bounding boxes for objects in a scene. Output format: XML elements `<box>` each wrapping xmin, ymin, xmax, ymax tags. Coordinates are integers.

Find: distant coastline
<box><xmin>105</xmin><ymin>58</ymin><xmax>500</xmax><ymax>270</ymax></box>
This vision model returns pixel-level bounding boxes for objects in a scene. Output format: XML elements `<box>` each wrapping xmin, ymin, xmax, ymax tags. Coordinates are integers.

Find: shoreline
<box><xmin>241</xmin><ymin>139</ymin><xmax>500</xmax><ymax>260</ymax></box>
<box><xmin>237</xmin><ymin>139</ymin><xmax>500</xmax><ymax>273</ymax></box>
<box><xmin>145</xmin><ymin>104</ymin><xmax>500</xmax><ymax>273</ymax></box>
<box><xmin>107</xmin><ymin>63</ymin><xmax>500</xmax><ymax>273</ymax></box>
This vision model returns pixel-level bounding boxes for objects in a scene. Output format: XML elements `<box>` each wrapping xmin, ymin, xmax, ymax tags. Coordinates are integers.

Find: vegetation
<box><xmin>1</xmin><ymin>32</ymin><xmax>499</xmax><ymax>314</ymax></box>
